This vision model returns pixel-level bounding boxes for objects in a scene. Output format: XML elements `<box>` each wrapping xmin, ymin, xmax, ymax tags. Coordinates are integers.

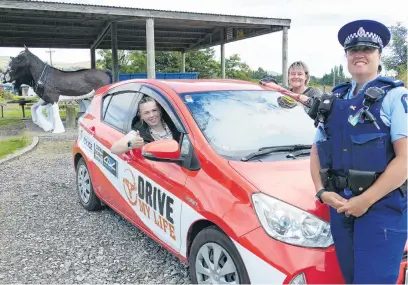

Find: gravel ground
<box><xmin>0</xmin><ymin>140</ymin><xmax>190</xmax><ymax>284</ymax></box>
<box><xmin>0</xmin><ymin>120</ymin><xmax>26</xmax><ymax>138</ymax></box>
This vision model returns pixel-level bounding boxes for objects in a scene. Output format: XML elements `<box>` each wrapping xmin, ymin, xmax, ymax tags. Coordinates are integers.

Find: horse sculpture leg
<box><xmin>30</xmin><ymin>99</ymin><xmax>43</xmax><ymax>124</ymax></box>
<box><xmin>36</xmin><ymin>103</ymin><xmax>53</xmax><ymax>132</ymax></box>
<box><xmin>46</xmin><ymin>104</ymin><xmax>55</xmax><ymax>129</ymax></box>
<box><xmin>52</xmin><ymin>103</ymin><xmax>65</xmax><ymax>134</ymax></box>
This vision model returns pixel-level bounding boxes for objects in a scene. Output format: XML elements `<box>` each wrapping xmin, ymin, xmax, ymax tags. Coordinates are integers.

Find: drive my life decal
<box><xmin>122</xmin><ymin>167</ymin><xmax>176</xmax><ymax>241</ymax></box>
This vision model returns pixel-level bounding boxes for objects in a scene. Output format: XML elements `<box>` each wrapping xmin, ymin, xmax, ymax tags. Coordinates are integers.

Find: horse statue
<box><xmin>3</xmin><ymin>47</ymin><xmax>112</xmax><ymax>133</ymax></box>
<box><xmin>3</xmin><ymin>64</ymin><xmax>62</xmax><ymax>128</ymax></box>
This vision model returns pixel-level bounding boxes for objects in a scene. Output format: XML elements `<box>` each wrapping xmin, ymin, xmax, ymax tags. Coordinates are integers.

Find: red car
<box><xmin>397</xmin><ymin>242</ymin><xmax>407</xmax><ymax>284</ymax></box>
<box><xmin>72</xmin><ymin>79</ymin><xmax>405</xmax><ymax>284</ymax></box>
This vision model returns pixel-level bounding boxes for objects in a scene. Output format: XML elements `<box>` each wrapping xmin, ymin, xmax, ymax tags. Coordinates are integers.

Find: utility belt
<box><xmin>320</xmin><ymin>168</ymin><xmax>407</xmax><ymax>197</ymax></box>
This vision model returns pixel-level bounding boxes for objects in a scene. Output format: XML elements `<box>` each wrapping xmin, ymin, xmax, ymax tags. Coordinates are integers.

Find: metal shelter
<box><xmin>0</xmin><ymin>0</ymin><xmax>291</xmax><ymax>84</ymax></box>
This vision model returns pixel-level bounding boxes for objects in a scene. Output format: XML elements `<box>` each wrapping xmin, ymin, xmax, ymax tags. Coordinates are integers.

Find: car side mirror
<box><xmin>142</xmin><ymin>139</ymin><xmax>182</xmax><ymax>163</ymax></box>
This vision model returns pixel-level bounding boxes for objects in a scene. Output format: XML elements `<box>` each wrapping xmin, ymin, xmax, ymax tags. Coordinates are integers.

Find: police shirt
<box><xmin>314</xmin><ymin>77</ymin><xmax>408</xmax><ymax>143</ymax></box>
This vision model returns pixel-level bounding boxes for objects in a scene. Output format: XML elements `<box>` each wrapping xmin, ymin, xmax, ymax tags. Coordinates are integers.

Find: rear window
<box><xmin>103</xmin><ymin>93</ymin><xmax>136</xmax><ymax>131</ymax></box>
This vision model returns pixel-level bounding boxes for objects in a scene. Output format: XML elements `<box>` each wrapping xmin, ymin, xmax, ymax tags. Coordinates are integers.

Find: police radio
<box><xmin>363</xmin><ymin>87</ymin><xmax>385</xmax><ymax>106</ymax></box>
<box><xmin>307</xmin><ymin>93</ymin><xmax>336</xmax><ymax>127</ymax></box>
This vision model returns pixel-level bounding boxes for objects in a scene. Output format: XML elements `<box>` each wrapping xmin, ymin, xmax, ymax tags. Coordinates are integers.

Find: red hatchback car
<box><xmin>72</xmin><ymin>79</ymin><xmax>406</xmax><ymax>284</ymax></box>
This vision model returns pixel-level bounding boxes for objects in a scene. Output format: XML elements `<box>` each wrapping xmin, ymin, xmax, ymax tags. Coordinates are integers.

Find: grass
<box><xmin>1</xmin><ymin>102</ymin><xmax>77</xmax><ymax>119</ymax></box>
<box><xmin>0</xmin><ymin>132</ymin><xmax>31</xmax><ymax>159</ymax></box>
<box><xmin>0</xmin><ymin>118</ymin><xmax>24</xmax><ymax>127</ymax></box>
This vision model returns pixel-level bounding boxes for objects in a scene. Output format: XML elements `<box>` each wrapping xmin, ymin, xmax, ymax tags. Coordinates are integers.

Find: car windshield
<box><xmin>181</xmin><ymin>90</ymin><xmax>317</xmax><ymax>158</ymax></box>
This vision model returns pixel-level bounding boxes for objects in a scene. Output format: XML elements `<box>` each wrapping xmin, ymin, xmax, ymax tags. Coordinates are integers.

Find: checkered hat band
<box><xmin>344</xmin><ymin>29</ymin><xmax>383</xmax><ymax>48</ymax></box>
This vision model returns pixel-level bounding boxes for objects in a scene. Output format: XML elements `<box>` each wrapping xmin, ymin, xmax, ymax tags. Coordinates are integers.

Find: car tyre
<box><xmin>76</xmin><ymin>157</ymin><xmax>102</xmax><ymax>211</ymax></box>
<box><xmin>189</xmin><ymin>226</ymin><xmax>250</xmax><ymax>284</ymax></box>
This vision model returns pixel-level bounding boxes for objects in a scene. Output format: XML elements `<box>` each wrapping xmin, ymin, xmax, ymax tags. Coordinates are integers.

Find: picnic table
<box><xmin>7</xmin><ymin>99</ymin><xmax>36</xmax><ymax>118</ymax></box>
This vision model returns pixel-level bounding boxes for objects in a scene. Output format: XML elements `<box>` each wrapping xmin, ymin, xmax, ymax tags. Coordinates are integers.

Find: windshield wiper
<box><xmin>241</xmin><ymin>144</ymin><xmax>312</xmax><ymax>162</ymax></box>
<box><xmin>286</xmin><ymin>149</ymin><xmax>312</xmax><ymax>159</ymax></box>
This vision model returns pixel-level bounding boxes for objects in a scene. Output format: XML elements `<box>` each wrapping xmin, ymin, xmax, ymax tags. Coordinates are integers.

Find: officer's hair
<box><xmin>288</xmin><ymin>61</ymin><xmax>310</xmax><ymax>85</ymax></box>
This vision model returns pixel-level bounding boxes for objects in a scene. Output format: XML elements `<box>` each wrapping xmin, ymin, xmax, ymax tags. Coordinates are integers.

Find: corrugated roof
<box><xmin>0</xmin><ymin>0</ymin><xmax>290</xmax><ymax>50</ymax></box>
<box><xmin>27</xmin><ymin>0</ymin><xmax>289</xmax><ymax>21</ymax></box>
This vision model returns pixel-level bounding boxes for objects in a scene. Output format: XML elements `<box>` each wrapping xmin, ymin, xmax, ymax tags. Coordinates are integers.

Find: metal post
<box><xmin>111</xmin><ymin>22</ymin><xmax>119</xmax><ymax>82</ymax></box>
<box><xmin>181</xmin><ymin>51</ymin><xmax>186</xmax><ymax>72</ymax></box>
<box><xmin>282</xmin><ymin>27</ymin><xmax>289</xmax><ymax>87</ymax></box>
<box><xmin>146</xmin><ymin>18</ymin><xmax>156</xmax><ymax>79</ymax></box>
<box><xmin>220</xmin><ymin>28</ymin><xmax>225</xmax><ymax>79</ymax></box>
<box><xmin>45</xmin><ymin>48</ymin><xmax>55</xmax><ymax>66</ymax></box>
<box><xmin>91</xmin><ymin>47</ymin><xmax>96</xmax><ymax>69</ymax></box>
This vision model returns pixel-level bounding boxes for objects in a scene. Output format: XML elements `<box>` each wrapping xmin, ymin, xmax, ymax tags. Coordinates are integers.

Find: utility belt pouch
<box><xmin>320</xmin><ymin>168</ymin><xmax>335</xmax><ymax>192</ymax></box>
<box><xmin>347</xmin><ymin>169</ymin><xmax>376</xmax><ymax>196</ymax></box>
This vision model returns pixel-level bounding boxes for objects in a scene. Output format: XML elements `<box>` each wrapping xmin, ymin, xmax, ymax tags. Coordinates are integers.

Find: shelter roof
<box><xmin>0</xmin><ymin>0</ymin><xmax>291</xmax><ymax>51</ymax></box>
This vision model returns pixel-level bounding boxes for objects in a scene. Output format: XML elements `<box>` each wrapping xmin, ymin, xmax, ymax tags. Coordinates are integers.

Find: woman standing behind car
<box><xmin>288</xmin><ymin>61</ymin><xmax>322</xmax><ymax>108</ymax></box>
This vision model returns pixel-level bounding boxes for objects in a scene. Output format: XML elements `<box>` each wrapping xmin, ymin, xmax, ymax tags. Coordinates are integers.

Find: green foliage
<box><xmin>383</xmin><ymin>22</ymin><xmax>407</xmax><ymax>81</ymax></box>
<box><xmin>225</xmin><ymin>54</ymin><xmax>252</xmax><ymax>80</ymax></box>
<box><xmin>12</xmin><ymin>96</ymin><xmax>24</xmax><ymax>101</ymax></box>
<box><xmin>0</xmin><ymin>90</ymin><xmax>14</xmax><ymax>101</ymax></box>
<box><xmin>185</xmin><ymin>49</ymin><xmax>221</xmax><ymax>78</ymax></box>
<box><xmin>318</xmin><ymin>64</ymin><xmax>350</xmax><ymax>86</ymax></box>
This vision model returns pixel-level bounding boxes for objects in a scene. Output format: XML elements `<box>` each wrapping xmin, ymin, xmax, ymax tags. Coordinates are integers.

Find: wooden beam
<box><xmin>186</xmin><ymin>27</ymin><xmax>282</xmax><ymax>51</ymax></box>
<box><xmin>111</xmin><ymin>22</ymin><xmax>119</xmax><ymax>82</ymax></box>
<box><xmin>282</xmin><ymin>27</ymin><xmax>289</xmax><ymax>87</ymax></box>
<box><xmin>188</xmin><ymin>27</ymin><xmax>221</xmax><ymax>49</ymax></box>
<box><xmin>91</xmin><ymin>22</ymin><xmax>111</xmax><ymax>50</ymax></box>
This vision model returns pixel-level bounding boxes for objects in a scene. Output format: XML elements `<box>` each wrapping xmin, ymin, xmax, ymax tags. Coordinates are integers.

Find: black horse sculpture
<box><xmin>4</xmin><ymin>47</ymin><xmax>112</xmax><ymax>133</ymax></box>
<box><xmin>13</xmin><ymin>72</ymin><xmax>35</xmax><ymax>96</ymax></box>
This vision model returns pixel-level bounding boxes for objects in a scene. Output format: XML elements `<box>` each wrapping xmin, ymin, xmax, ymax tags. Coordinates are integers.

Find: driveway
<box><xmin>0</xmin><ymin>139</ymin><xmax>190</xmax><ymax>283</ymax></box>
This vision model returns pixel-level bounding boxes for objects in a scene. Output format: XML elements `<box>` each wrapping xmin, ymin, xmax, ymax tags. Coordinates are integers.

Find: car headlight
<box><xmin>251</xmin><ymin>193</ymin><xmax>333</xmax><ymax>248</ymax></box>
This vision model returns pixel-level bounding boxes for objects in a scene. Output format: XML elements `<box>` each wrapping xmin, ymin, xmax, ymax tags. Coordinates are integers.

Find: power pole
<box><xmin>45</xmin><ymin>48</ymin><xmax>55</xmax><ymax>66</ymax></box>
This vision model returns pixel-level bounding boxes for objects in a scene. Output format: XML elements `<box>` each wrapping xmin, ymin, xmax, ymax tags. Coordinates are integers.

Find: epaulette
<box><xmin>377</xmin><ymin>76</ymin><xmax>405</xmax><ymax>87</ymax></box>
<box><xmin>331</xmin><ymin>81</ymin><xmax>351</xmax><ymax>92</ymax></box>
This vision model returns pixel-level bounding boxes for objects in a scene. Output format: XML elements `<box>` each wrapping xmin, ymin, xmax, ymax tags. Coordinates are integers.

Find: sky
<box><xmin>0</xmin><ymin>0</ymin><xmax>406</xmax><ymax>78</ymax></box>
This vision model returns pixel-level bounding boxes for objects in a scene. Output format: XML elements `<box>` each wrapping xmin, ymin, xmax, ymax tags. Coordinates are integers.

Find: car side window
<box><xmin>103</xmin><ymin>92</ymin><xmax>137</xmax><ymax>132</ymax></box>
<box><xmin>102</xmin><ymin>94</ymin><xmax>112</xmax><ymax>120</ymax></box>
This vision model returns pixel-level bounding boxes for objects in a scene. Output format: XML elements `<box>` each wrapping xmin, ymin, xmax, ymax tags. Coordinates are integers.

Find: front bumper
<box><xmin>236</xmin><ymin>227</ymin><xmax>344</xmax><ymax>284</ymax></box>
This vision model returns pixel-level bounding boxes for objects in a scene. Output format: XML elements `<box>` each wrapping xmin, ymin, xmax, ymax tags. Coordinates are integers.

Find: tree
<box><xmin>225</xmin><ymin>54</ymin><xmax>252</xmax><ymax>80</ymax></box>
<box><xmin>185</xmin><ymin>48</ymin><xmax>220</xmax><ymax>78</ymax></box>
<box><xmin>383</xmin><ymin>22</ymin><xmax>407</xmax><ymax>82</ymax></box>
<box><xmin>252</xmin><ymin>67</ymin><xmax>269</xmax><ymax>79</ymax></box>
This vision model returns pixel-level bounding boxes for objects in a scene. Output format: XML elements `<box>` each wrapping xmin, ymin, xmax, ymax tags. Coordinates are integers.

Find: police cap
<box><xmin>338</xmin><ymin>19</ymin><xmax>391</xmax><ymax>51</ymax></box>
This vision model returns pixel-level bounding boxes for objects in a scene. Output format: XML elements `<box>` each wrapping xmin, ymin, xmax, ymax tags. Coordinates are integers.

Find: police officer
<box><xmin>310</xmin><ymin>19</ymin><xmax>407</xmax><ymax>284</ymax></box>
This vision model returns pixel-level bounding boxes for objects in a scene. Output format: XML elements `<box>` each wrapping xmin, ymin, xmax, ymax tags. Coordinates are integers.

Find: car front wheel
<box><xmin>76</xmin><ymin>157</ymin><xmax>102</xmax><ymax>211</ymax></box>
<box><xmin>189</xmin><ymin>226</ymin><xmax>250</xmax><ymax>284</ymax></box>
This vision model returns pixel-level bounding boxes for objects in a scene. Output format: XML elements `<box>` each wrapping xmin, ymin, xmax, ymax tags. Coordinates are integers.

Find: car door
<box><xmin>91</xmin><ymin>85</ymin><xmax>142</xmax><ymax>220</ymax></box>
<box><xmin>123</xmin><ymin>85</ymin><xmax>189</xmax><ymax>253</ymax></box>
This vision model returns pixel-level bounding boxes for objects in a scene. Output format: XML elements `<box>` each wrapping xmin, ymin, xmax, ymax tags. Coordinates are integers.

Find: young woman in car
<box><xmin>111</xmin><ymin>96</ymin><xmax>178</xmax><ymax>155</ymax></box>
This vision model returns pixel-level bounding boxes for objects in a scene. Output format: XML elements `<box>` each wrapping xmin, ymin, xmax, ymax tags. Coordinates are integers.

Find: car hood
<box><xmin>229</xmin><ymin>159</ymin><xmax>330</xmax><ymax>221</ymax></box>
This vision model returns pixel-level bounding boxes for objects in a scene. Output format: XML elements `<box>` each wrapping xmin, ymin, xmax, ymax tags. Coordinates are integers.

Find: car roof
<box><xmin>114</xmin><ymin>79</ymin><xmax>267</xmax><ymax>94</ymax></box>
